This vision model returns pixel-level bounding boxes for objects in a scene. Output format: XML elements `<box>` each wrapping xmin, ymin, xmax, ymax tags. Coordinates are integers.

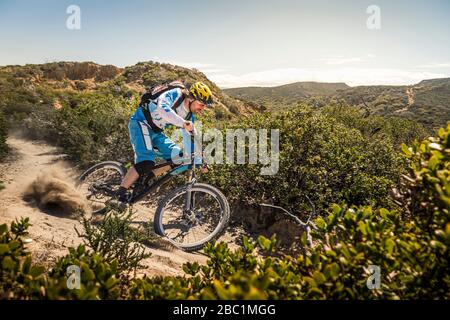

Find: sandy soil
<box><xmin>0</xmin><ymin>134</ymin><xmax>239</xmax><ymax>277</ymax></box>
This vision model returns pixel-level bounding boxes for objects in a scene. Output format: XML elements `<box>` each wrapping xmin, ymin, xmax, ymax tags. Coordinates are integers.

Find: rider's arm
<box><xmin>156</xmin><ymin>88</ymin><xmax>187</xmax><ymax>128</ymax></box>
<box><xmin>182</xmin><ymin>116</ymin><xmax>202</xmax><ymax>166</ymax></box>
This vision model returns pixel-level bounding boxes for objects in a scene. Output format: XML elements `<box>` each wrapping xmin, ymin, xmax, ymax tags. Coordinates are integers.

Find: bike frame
<box><xmin>128</xmin><ymin>133</ymin><xmax>198</xmax><ymax>206</ymax></box>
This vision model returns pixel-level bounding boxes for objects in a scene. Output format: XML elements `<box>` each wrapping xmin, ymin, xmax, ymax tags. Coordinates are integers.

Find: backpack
<box><xmin>139</xmin><ymin>80</ymin><xmax>191</xmax><ymax>132</ymax></box>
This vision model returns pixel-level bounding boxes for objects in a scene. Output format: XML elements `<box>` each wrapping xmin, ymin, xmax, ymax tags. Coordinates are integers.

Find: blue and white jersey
<box><xmin>131</xmin><ymin>88</ymin><xmax>193</xmax><ymax>129</ymax></box>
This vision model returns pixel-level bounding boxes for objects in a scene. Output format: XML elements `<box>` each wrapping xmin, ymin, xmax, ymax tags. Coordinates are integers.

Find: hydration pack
<box><xmin>139</xmin><ymin>80</ymin><xmax>190</xmax><ymax>132</ymax></box>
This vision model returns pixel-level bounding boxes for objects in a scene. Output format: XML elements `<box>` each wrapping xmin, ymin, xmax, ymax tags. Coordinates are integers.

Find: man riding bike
<box><xmin>114</xmin><ymin>81</ymin><xmax>213</xmax><ymax>206</ymax></box>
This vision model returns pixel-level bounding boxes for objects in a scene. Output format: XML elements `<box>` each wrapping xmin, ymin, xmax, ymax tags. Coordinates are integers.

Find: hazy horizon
<box><xmin>1</xmin><ymin>58</ymin><xmax>449</xmax><ymax>89</ymax></box>
<box><xmin>1</xmin><ymin>0</ymin><xmax>449</xmax><ymax>87</ymax></box>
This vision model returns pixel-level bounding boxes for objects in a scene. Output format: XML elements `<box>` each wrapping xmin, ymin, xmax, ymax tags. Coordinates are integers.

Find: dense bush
<box><xmin>24</xmin><ymin>93</ymin><xmax>135</xmax><ymax>168</ymax></box>
<box><xmin>3</xmin><ymin>117</ymin><xmax>446</xmax><ymax>300</ymax></box>
<box><xmin>0</xmin><ymin>215</ymin><xmax>139</xmax><ymax>299</ymax></box>
<box><xmin>401</xmin><ymin>123</ymin><xmax>450</xmax><ymax>226</ymax></box>
<box><xmin>204</xmin><ymin>105</ymin><xmax>405</xmax><ymax>215</ymax></box>
<box><xmin>320</xmin><ymin>105</ymin><xmax>428</xmax><ymax>146</ymax></box>
<box><xmin>126</xmin><ymin>125</ymin><xmax>450</xmax><ymax>299</ymax></box>
<box><xmin>130</xmin><ymin>199</ymin><xmax>449</xmax><ymax>299</ymax></box>
<box><xmin>47</xmin><ymin>244</ymin><xmax>122</xmax><ymax>299</ymax></box>
<box><xmin>76</xmin><ymin>210</ymin><xmax>151</xmax><ymax>274</ymax></box>
<box><xmin>0</xmin><ymin>217</ymin><xmax>45</xmax><ymax>299</ymax></box>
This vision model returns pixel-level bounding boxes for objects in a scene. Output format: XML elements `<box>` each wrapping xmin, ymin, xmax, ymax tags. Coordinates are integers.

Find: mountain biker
<box><xmin>114</xmin><ymin>81</ymin><xmax>213</xmax><ymax>205</ymax></box>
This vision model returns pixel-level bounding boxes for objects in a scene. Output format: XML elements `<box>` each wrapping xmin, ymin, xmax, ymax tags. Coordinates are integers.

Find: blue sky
<box><xmin>0</xmin><ymin>0</ymin><xmax>449</xmax><ymax>87</ymax></box>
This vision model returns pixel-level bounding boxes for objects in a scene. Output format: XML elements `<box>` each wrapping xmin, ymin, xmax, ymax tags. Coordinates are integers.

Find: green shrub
<box><xmin>320</xmin><ymin>105</ymin><xmax>428</xmax><ymax>146</ymax></box>
<box><xmin>47</xmin><ymin>244</ymin><xmax>121</xmax><ymax>300</ymax></box>
<box><xmin>128</xmin><ymin>202</ymin><xmax>448</xmax><ymax>300</ymax></box>
<box><xmin>0</xmin><ymin>216</ymin><xmax>136</xmax><ymax>299</ymax></box>
<box><xmin>130</xmin><ymin>121</ymin><xmax>450</xmax><ymax>299</ymax></box>
<box><xmin>76</xmin><ymin>210</ymin><xmax>151</xmax><ymax>274</ymax></box>
<box><xmin>0</xmin><ymin>100</ymin><xmax>450</xmax><ymax>299</ymax></box>
<box><xmin>401</xmin><ymin>123</ymin><xmax>450</xmax><ymax>227</ymax></box>
<box><xmin>204</xmin><ymin>106</ymin><xmax>404</xmax><ymax>215</ymax></box>
<box><xmin>0</xmin><ymin>217</ymin><xmax>47</xmax><ymax>299</ymax></box>
<box><xmin>48</xmin><ymin>93</ymin><xmax>135</xmax><ymax>167</ymax></box>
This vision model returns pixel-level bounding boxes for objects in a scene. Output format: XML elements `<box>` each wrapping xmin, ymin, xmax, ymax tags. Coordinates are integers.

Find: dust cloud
<box><xmin>24</xmin><ymin>169</ymin><xmax>89</xmax><ymax>217</ymax></box>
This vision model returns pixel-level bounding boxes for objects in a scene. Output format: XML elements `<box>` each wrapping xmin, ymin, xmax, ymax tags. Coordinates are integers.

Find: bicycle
<box><xmin>77</xmin><ymin>131</ymin><xmax>230</xmax><ymax>251</ymax></box>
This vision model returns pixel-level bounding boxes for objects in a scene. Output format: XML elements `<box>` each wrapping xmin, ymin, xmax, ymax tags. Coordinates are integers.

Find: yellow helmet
<box><xmin>189</xmin><ymin>82</ymin><xmax>213</xmax><ymax>106</ymax></box>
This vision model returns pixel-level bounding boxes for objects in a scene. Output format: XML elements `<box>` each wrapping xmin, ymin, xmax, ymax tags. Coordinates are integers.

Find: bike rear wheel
<box><xmin>154</xmin><ymin>183</ymin><xmax>230</xmax><ymax>251</ymax></box>
<box><xmin>77</xmin><ymin>161</ymin><xmax>126</xmax><ymax>215</ymax></box>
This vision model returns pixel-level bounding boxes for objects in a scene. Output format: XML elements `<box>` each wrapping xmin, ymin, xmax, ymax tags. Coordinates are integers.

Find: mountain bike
<box><xmin>76</xmin><ymin>132</ymin><xmax>230</xmax><ymax>251</ymax></box>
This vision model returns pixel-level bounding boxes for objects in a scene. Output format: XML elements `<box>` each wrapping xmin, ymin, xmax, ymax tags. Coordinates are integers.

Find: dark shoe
<box><xmin>117</xmin><ymin>190</ymin><xmax>131</xmax><ymax>203</ymax></box>
<box><xmin>115</xmin><ymin>186</ymin><xmax>130</xmax><ymax>201</ymax></box>
<box><xmin>106</xmin><ymin>187</ymin><xmax>130</xmax><ymax>211</ymax></box>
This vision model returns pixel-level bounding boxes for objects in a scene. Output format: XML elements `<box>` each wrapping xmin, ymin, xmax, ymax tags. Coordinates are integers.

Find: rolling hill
<box><xmin>0</xmin><ymin>61</ymin><xmax>257</xmax><ymax>121</ymax></box>
<box><xmin>329</xmin><ymin>79</ymin><xmax>450</xmax><ymax>131</ymax></box>
<box><xmin>224</xmin><ymin>81</ymin><xmax>349</xmax><ymax>111</ymax></box>
<box><xmin>225</xmin><ymin>78</ymin><xmax>450</xmax><ymax>131</ymax></box>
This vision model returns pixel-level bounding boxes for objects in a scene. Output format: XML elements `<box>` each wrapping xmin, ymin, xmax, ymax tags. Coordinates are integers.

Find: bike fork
<box><xmin>185</xmin><ymin>134</ymin><xmax>197</xmax><ymax>213</ymax></box>
<box><xmin>184</xmin><ymin>172</ymin><xmax>196</xmax><ymax>212</ymax></box>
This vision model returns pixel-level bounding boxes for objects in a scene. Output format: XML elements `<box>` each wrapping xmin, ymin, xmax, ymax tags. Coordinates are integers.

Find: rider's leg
<box><xmin>150</xmin><ymin>132</ymin><xmax>187</xmax><ymax>177</ymax></box>
<box><xmin>117</xmin><ymin>160</ymin><xmax>155</xmax><ymax>201</ymax></box>
<box><xmin>154</xmin><ymin>129</ymin><xmax>201</xmax><ymax>166</ymax></box>
<box><xmin>116</xmin><ymin>120</ymin><xmax>157</xmax><ymax>201</ymax></box>
<box><xmin>151</xmin><ymin>131</ymin><xmax>183</xmax><ymax>163</ymax></box>
<box><xmin>120</xmin><ymin>166</ymin><xmax>139</xmax><ymax>188</ymax></box>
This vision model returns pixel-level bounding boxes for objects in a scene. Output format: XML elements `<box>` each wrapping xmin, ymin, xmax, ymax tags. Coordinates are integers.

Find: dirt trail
<box><xmin>395</xmin><ymin>87</ymin><xmax>415</xmax><ymax>113</ymax></box>
<box><xmin>407</xmin><ymin>87</ymin><xmax>415</xmax><ymax>106</ymax></box>
<box><xmin>0</xmin><ymin>134</ymin><xmax>238</xmax><ymax>277</ymax></box>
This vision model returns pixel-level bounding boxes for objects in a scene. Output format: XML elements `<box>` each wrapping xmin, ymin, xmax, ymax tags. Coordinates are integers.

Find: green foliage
<box><xmin>26</xmin><ymin>93</ymin><xmax>135</xmax><ymax>167</ymax></box>
<box><xmin>76</xmin><ymin>210</ymin><xmax>151</xmax><ymax>274</ymax></box>
<box><xmin>47</xmin><ymin>244</ymin><xmax>121</xmax><ymax>300</ymax></box>
<box><xmin>53</xmin><ymin>93</ymin><xmax>134</xmax><ymax>166</ymax></box>
<box><xmin>204</xmin><ymin>105</ymin><xmax>404</xmax><ymax>215</ymax></box>
<box><xmin>0</xmin><ymin>217</ymin><xmax>47</xmax><ymax>299</ymax></box>
<box><xmin>401</xmin><ymin>123</ymin><xmax>450</xmax><ymax>227</ymax></box>
<box><xmin>1</xmin><ymin>120</ymin><xmax>449</xmax><ymax>299</ymax></box>
<box><xmin>152</xmin><ymin>202</ymin><xmax>446</xmax><ymax>299</ymax></box>
<box><xmin>128</xmin><ymin>125</ymin><xmax>450</xmax><ymax>300</ymax></box>
<box><xmin>320</xmin><ymin>105</ymin><xmax>428</xmax><ymax>146</ymax></box>
<box><xmin>0</xmin><ymin>216</ymin><xmax>135</xmax><ymax>299</ymax></box>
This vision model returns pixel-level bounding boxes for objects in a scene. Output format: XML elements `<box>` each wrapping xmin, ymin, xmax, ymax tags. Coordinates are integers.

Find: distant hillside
<box><xmin>329</xmin><ymin>78</ymin><xmax>450</xmax><ymax>131</ymax></box>
<box><xmin>225</xmin><ymin>78</ymin><xmax>450</xmax><ymax>131</ymax></box>
<box><xmin>0</xmin><ymin>61</ymin><xmax>256</xmax><ymax>121</ymax></box>
<box><xmin>418</xmin><ymin>78</ymin><xmax>450</xmax><ymax>86</ymax></box>
<box><xmin>224</xmin><ymin>82</ymin><xmax>349</xmax><ymax>111</ymax></box>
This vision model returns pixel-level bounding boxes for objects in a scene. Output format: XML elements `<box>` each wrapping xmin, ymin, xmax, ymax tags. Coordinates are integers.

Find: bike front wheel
<box><xmin>154</xmin><ymin>183</ymin><xmax>230</xmax><ymax>251</ymax></box>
